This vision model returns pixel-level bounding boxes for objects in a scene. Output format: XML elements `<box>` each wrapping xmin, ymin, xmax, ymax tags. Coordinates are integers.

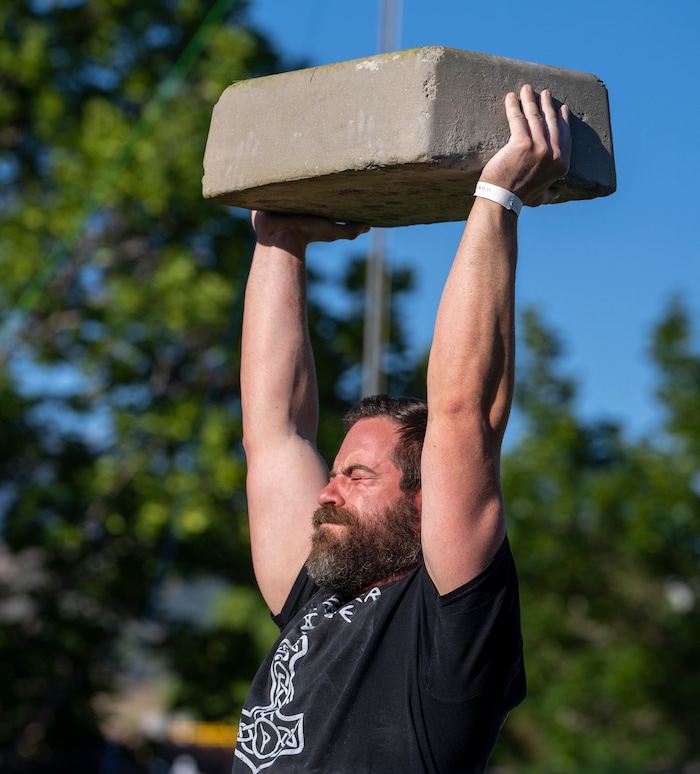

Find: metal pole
<box><xmin>362</xmin><ymin>228</ymin><xmax>386</xmax><ymax>397</ymax></box>
<box><xmin>361</xmin><ymin>0</ymin><xmax>401</xmax><ymax>397</ymax></box>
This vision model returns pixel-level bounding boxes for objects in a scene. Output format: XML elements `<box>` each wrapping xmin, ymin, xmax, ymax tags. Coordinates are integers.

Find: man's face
<box><xmin>306</xmin><ymin>417</ymin><xmax>422</xmax><ymax>599</ymax></box>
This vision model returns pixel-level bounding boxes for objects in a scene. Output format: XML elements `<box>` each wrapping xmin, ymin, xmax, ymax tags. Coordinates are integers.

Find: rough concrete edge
<box><xmin>205</xmin><ymin>169</ymin><xmax>615</xmax><ymax>228</ymax></box>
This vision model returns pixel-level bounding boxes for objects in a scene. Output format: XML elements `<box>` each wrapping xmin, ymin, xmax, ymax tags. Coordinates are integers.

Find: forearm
<box><xmin>241</xmin><ymin>239</ymin><xmax>318</xmax><ymax>451</ymax></box>
<box><xmin>241</xmin><ymin>212</ymin><xmax>369</xmax><ymax>452</ymax></box>
<box><xmin>428</xmin><ymin>86</ymin><xmax>570</xmax><ymax>441</ymax></box>
<box><xmin>427</xmin><ymin>198</ymin><xmax>517</xmax><ymax>443</ymax></box>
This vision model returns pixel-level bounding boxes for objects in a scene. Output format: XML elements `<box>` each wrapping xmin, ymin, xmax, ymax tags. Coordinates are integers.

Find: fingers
<box><xmin>481</xmin><ymin>84</ymin><xmax>572</xmax><ymax>207</ymax></box>
<box><xmin>503</xmin><ymin>85</ymin><xmax>552</xmax><ymax>159</ymax></box>
<box><xmin>252</xmin><ymin>210</ymin><xmax>370</xmax><ymax>248</ymax></box>
<box><xmin>330</xmin><ymin>222</ymin><xmax>371</xmax><ymax>242</ymax></box>
<box><xmin>539</xmin><ymin>89</ymin><xmax>572</xmax><ymax>172</ymax></box>
<box><xmin>506</xmin><ymin>85</ymin><xmax>570</xmax><ymax>155</ymax></box>
<box><xmin>503</xmin><ymin>89</ymin><xmax>530</xmax><ymax>141</ymax></box>
<box><xmin>300</xmin><ymin>217</ymin><xmax>370</xmax><ymax>244</ymax></box>
<box><xmin>540</xmin><ymin>88</ymin><xmax>559</xmax><ymax>144</ymax></box>
<box><xmin>510</xmin><ymin>84</ymin><xmax>571</xmax><ymax>172</ymax></box>
<box><xmin>519</xmin><ymin>85</ymin><xmax>551</xmax><ymax>150</ymax></box>
<box><xmin>520</xmin><ymin>84</ymin><xmax>545</xmax><ymax>120</ymax></box>
<box><xmin>554</xmin><ymin>101</ymin><xmax>572</xmax><ymax>174</ymax></box>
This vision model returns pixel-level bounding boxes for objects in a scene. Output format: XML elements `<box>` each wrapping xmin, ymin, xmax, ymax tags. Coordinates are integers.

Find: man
<box><xmin>234</xmin><ymin>85</ymin><xmax>571</xmax><ymax>773</ymax></box>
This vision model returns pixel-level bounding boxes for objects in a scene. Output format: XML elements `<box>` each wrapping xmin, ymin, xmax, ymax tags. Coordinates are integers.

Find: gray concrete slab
<box><xmin>202</xmin><ymin>47</ymin><xmax>615</xmax><ymax>227</ymax></box>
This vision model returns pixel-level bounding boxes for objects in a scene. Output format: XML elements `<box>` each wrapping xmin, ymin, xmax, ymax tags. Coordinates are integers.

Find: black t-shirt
<box><xmin>233</xmin><ymin>538</ymin><xmax>525</xmax><ymax>774</ymax></box>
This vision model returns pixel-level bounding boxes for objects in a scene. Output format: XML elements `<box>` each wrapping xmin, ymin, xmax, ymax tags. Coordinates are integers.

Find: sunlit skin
<box><xmin>316</xmin><ymin>416</ymin><xmax>422</xmax><ymax>534</ymax></box>
<box><xmin>301</xmin><ymin>416</ymin><xmax>425</xmax><ymax>596</ymax></box>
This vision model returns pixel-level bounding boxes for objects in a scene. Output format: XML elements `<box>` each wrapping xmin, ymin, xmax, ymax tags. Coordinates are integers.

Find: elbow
<box><xmin>427</xmin><ymin>392</ymin><xmax>508</xmax><ymax>450</ymax></box>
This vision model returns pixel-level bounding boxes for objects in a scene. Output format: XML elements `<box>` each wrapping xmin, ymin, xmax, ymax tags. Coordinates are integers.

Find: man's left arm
<box><xmin>421</xmin><ymin>86</ymin><xmax>571</xmax><ymax>595</ymax></box>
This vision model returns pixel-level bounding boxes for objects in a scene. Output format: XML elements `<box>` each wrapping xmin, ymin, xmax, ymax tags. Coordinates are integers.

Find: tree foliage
<box><xmin>1</xmin><ymin>0</ymin><xmax>275</xmax><ymax>765</ymax></box>
<box><xmin>493</xmin><ymin>305</ymin><xmax>700</xmax><ymax>773</ymax></box>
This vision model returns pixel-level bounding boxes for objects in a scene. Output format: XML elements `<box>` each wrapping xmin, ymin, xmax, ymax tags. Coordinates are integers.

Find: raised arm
<box><xmin>241</xmin><ymin>212</ymin><xmax>369</xmax><ymax>614</ymax></box>
<box><xmin>421</xmin><ymin>86</ymin><xmax>571</xmax><ymax>595</ymax></box>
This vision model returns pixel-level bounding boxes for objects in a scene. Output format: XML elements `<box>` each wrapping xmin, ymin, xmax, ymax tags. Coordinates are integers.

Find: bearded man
<box><xmin>233</xmin><ymin>85</ymin><xmax>571</xmax><ymax>774</ymax></box>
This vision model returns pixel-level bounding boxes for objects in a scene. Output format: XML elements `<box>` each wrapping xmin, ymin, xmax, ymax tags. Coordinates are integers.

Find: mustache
<box><xmin>312</xmin><ymin>504</ymin><xmax>358</xmax><ymax>529</ymax></box>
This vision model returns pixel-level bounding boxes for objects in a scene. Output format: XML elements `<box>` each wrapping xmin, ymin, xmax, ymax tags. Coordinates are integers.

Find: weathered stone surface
<box><xmin>202</xmin><ymin>47</ymin><xmax>615</xmax><ymax>227</ymax></box>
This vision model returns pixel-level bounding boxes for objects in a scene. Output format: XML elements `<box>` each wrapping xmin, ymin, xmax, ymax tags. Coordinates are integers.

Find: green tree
<box><xmin>0</xmin><ymin>2</ymin><xmax>424</xmax><ymax>768</ymax></box>
<box><xmin>493</xmin><ymin>305</ymin><xmax>700</xmax><ymax>773</ymax></box>
<box><xmin>0</xmin><ymin>0</ymin><xmax>280</xmax><ymax>765</ymax></box>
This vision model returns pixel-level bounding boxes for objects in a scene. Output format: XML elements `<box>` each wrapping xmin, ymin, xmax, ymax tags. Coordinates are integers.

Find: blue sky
<box><xmin>244</xmin><ymin>0</ymin><xmax>699</xmax><ymax>444</ymax></box>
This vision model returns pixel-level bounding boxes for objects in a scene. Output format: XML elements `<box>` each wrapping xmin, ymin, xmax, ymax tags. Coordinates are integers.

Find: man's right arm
<box><xmin>241</xmin><ymin>212</ymin><xmax>369</xmax><ymax>614</ymax></box>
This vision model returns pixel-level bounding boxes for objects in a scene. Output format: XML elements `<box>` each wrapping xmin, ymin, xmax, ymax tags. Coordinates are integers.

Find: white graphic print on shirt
<box><xmin>234</xmin><ymin>586</ymin><xmax>383</xmax><ymax>773</ymax></box>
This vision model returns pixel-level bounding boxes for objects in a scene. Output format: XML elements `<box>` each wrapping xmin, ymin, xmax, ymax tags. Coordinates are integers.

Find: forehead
<box><xmin>334</xmin><ymin>416</ymin><xmax>400</xmax><ymax>470</ymax></box>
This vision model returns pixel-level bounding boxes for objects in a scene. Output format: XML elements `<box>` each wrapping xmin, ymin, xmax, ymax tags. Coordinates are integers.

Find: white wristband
<box><xmin>474</xmin><ymin>182</ymin><xmax>523</xmax><ymax>216</ymax></box>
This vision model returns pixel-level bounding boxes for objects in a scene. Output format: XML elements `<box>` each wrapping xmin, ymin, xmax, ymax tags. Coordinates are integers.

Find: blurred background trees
<box><xmin>497</xmin><ymin>306</ymin><xmax>700</xmax><ymax>773</ymax></box>
<box><xmin>0</xmin><ymin>0</ymin><xmax>698</xmax><ymax>772</ymax></box>
<box><xmin>1</xmin><ymin>0</ymin><xmax>284</xmax><ymax>766</ymax></box>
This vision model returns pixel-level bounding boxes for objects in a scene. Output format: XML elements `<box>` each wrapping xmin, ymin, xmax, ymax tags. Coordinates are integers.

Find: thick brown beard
<box><xmin>305</xmin><ymin>497</ymin><xmax>422</xmax><ymax>601</ymax></box>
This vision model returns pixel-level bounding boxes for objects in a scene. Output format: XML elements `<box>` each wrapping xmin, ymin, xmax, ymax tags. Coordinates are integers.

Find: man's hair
<box><xmin>342</xmin><ymin>395</ymin><xmax>428</xmax><ymax>494</ymax></box>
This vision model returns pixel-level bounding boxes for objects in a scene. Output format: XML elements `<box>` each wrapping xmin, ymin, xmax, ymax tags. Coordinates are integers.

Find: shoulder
<box><xmin>432</xmin><ymin>536</ymin><xmax>518</xmax><ymax>607</ymax></box>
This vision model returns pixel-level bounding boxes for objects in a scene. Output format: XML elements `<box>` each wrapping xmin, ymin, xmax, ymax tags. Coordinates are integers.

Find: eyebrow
<box><xmin>329</xmin><ymin>464</ymin><xmax>378</xmax><ymax>478</ymax></box>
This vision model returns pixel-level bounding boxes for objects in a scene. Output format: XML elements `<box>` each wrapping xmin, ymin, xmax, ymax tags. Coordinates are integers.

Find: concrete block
<box><xmin>202</xmin><ymin>47</ymin><xmax>615</xmax><ymax>228</ymax></box>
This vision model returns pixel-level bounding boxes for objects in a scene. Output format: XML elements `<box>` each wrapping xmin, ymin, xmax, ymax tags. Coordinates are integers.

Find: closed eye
<box><xmin>344</xmin><ymin>464</ymin><xmax>377</xmax><ymax>480</ymax></box>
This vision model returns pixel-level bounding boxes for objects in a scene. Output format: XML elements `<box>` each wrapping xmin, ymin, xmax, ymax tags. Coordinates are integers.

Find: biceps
<box><xmin>245</xmin><ymin>439</ymin><xmax>329</xmax><ymax>612</ymax></box>
<box><xmin>245</xmin><ymin>437</ymin><xmax>328</xmax><ymax>533</ymax></box>
<box><xmin>419</xmin><ymin>422</ymin><xmax>506</xmax><ymax>593</ymax></box>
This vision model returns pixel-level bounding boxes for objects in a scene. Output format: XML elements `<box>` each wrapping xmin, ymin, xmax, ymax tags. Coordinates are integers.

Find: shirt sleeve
<box><xmin>421</xmin><ymin>537</ymin><xmax>525</xmax><ymax>703</ymax></box>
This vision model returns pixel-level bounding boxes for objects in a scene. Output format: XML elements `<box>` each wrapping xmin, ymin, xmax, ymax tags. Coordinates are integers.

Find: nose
<box><xmin>318</xmin><ymin>477</ymin><xmax>345</xmax><ymax>507</ymax></box>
